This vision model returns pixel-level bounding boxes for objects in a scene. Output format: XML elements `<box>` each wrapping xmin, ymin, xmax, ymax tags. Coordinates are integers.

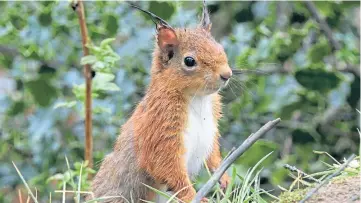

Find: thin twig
<box><xmin>284</xmin><ymin>164</ymin><xmax>321</xmax><ymax>183</ymax></box>
<box><xmin>192</xmin><ymin>118</ymin><xmax>281</xmax><ymax>203</ymax></box>
<box><xmin>299</xmin><ymin>154</ymin><xmax>356</xmax><ymax>203</ymax></box>
<box><xmin>73</xmin><ymin>0</ymin><xmax>93</xmax><ymax>170</ymax></box>
<box><xmin>304</xmin><ymin>2</ymin><xmax>360</xmax><ymax>77</ymax></box>
<box><xmin>304</xmin><ymin>1</ymin><xmax>340</xmax><ymax>51</ymax></box>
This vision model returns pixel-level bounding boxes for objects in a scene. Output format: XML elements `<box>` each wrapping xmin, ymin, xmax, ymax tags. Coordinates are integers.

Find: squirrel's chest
<box><xmin>183</xmin><ymin>95</ymin><xmax>217</xmax><ymax>177</ymax></box>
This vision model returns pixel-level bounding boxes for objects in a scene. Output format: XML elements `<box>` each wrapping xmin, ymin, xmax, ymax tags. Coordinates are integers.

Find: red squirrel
<box><xmin>91</xmin><ymin>2</ymin><xmax>232</xmax><ymax>202</ymax></box>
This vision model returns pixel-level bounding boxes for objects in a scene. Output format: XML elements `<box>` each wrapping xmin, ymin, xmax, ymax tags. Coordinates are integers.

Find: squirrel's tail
<box><xmin>89</xmin><ymin>136</ymin><xmax>153</xmax><ymax>203</ymax></box>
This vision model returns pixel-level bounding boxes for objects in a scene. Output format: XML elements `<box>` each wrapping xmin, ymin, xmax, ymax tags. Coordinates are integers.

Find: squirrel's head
<box><xmin>133</xmin><ymin>2</ymin><xmax>232</xmax><ymax>96</ymax></box>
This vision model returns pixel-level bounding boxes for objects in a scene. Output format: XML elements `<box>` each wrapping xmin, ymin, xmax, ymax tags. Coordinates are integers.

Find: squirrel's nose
<box><xmin>220</xmin><ymin>71</ymin><xmax>232</xmax><ymax>81</ymax></box>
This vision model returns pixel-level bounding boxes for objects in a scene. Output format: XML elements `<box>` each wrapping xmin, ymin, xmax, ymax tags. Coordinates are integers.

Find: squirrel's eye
<box><xmin>184</xmin><ymin>56</ymin><xmax>196</xmax><ymax>67</ymax></box>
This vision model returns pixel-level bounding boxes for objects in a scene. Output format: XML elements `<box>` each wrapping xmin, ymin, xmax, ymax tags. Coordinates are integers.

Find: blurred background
<box><xmin>0</xmin><ymin>1</ymin><xmax>359</xmax><ymax>202</ymax></box>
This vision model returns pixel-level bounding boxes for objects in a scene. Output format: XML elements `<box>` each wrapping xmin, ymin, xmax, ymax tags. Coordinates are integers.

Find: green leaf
<box><xmin>235</xmin><ymin>48</ymin><xmax>253</xmax><ymax>68</ymax></box>
<box><xmin>103</xmin><ymin>55</ymin><xmax>119</xmax><ymax>64</ymax></box>
<box><xmin>38</xmin><ymin>64</ymin><xmax>56</xmax><ymax>75</ymax></box>
<box><xmin>257</xmin><ymin>24</ymin><xmax>271</xmax><ymax>36</ymax></box>
<box><xmin>38</xmin><ymin>11</ymin><xmax>52</xmax><ymax>27</ymax></box>
<box><xmin>86</xmin><ymin>168</ymin><xmax>96</xmax><ymax>174</ymax></box>
<box><xmin>347</xmin><ymin>76</ymin><xmax>360</xmax><ymax>108</ymax></box>
<box><xmin>105</xmin><ymin>15</ymin><xmax>118</xmax><ymax>35</ymax></box>
<box><xmin>308</xmin><ymin>40</ymin><xmax>331</xmax><ymax>63</ymax></box>
<box><xmin>87</xmin><ymin>45</ymin><xmax>102</xmax><ymax>53</ymax></box>
<box><xmin>80</xmin><ymin>55</ymin><xmax>97</xmax><ymax>65</ymax></box>
<box><xmin>270</xmin><ymin>167</ymin><xmax>288</xmax><ymax>185</ymax></box>
<box><xmin>7</xmin><ymin>101</ymin><xmax>25</xmax><ymax>116</ymax></box>
<box><xmin>93</xmin><ymin>106</ymin><xmax>111</xmax><ymax>114</ymax></box>
<box><xmin>25</xmin><ymin>79</ymin><xmax>57</xmax><ymax>107</ymax></box>
<box><xmin>295</xmin><ymin>68</ymin><xmax>341</xmax><ymax>92</ymax></box>
<box><xmin>148</xmin><ymin>1</ymin><xmax>175</xmax><ymax>21</ymax></box>
<box><xmin>279</xmin><ymin>101</ymin><xmax>302</xmax><ymax>120</ymax></box>
<box><xmin>73</xmin><ymin>84</ymin><xmax>85</xmax><ymax>100</ymax></box>
<box><xmin>10</xmin><ymin>14</ymin><xmax>26</xmax><ymax>30</ymax></box>
<box><xmin>54</xmin><ymin>101</ymin><xmax>77</xmax><ymax>109</ymax></box>
<box><xmin>314</xmin><ymin>2</ymin><xmax>334</xmax><ymax>17</ymax></box>
<box><xmin>100</xmin><ymin>38</ymin><xmax>116</xmax><ymax>48</ymax></box>
<box><xmin>103</xmin><ymin>83</ymin><xmax>120</xmax><ymax>91</ymax></box>
<box><xmin>292</xmin><ymin>129</ymin><xmax>315</xmax><ymax>144</ymax></box>
<box><xmin>46</xmin><ymin>173</ymin><xmax>64</xmax><ymax>183</ymax></box>
<box><xmin>93</xmin><ymin>72</ymin><xmax>115</xmax><ymax>82</ymax></box>
<box><xmin>92</xmin><ymin>61</ymin><xmax>106</xmax><ymax>71</ymax></box>
<box><xmin>336</xmin><ymin>48</ymin><xmax>360</xmax><ymax>64</ymax></box>
<box><xmin>236</xmin><ymin>140</ymin><xmax>279</xmax><ymax>167</ymax></box>
<box><xmin>94</xmin><ymin>81</ymin><xmax>120</xmax><ymax>92</ymax></box>
<box><xmin>92</xmin><ymin>73</ymin><xmax>120</xmax><ymax>92</ymax></box>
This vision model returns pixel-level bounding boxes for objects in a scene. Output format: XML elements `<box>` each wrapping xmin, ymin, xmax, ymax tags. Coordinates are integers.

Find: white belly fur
<box><xmin>155</xmin><ymin>94</ymin><xmax>217</xmax><ymax>202</ymax></box>
<box><xmin>183</xmin><ymin>94</ymin><xmax>217</xmax><ymax>177</ymax></box>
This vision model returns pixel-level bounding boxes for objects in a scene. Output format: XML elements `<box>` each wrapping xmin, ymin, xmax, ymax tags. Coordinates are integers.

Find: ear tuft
<box><xmin>157</xmin><ymin>27</ymin><xmax>179</xmax><ymax>52</ymax></box>
<box><xmin>200</xmin><ymin>0</ymin><xmax>212</xmax><ymax>32</ymax></box>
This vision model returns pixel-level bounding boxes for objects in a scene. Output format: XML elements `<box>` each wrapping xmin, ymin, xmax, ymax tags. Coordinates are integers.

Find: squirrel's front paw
<box><xmin>219</xmin><ymin>173</ymin><xmax>231</xmax><ymax>191</ymax></box>
<box><xmin>179</xmin><ymin>188</ymin><xmax>196</xmax><ymax>202</ymax></box>
<box><xmin>201</xmin><ymin>197</ymin><xmax>209</xmax><ymax>203</ymax></box>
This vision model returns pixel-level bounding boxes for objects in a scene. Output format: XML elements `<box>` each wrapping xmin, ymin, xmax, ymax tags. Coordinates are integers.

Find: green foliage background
<box><xmin>0</xmin><ymin>1</ymin><xmax>359</xmax><ymax>202</ymax></box>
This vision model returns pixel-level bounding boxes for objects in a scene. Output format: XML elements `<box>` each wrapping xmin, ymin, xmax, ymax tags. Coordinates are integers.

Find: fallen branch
<box><xmin>192</xmin><ymin>118</ymin><xmax>281</xmax><ymax>203</ymax></box>
<box><xmin>299</xmin><ymin>154</ymin><xmax>356</xmax><ymax>203</ymax></box>
<box><xmin>72</xmin><ymin>0</ymin><xmax>93</xmax><ymax>170</ymax></box>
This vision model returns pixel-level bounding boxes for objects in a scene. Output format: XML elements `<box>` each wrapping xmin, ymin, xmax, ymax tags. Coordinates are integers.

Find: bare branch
<box><xmin>304</xmin><ymin>1</ymin><xmax>341</xmax><ymax>51</ymax></box>
<box><xmin>0</xmin><ymin>45</ymin><xmax>20</xmax><ymax>57</ymax></box>
<box><xmin>305</xmin><ymin>2</ymin><xmax>360</xmax><ymax>77</ymax></box>
<box><xmin>73</xmin><ymin>0</ymin><xmax>93</xmax><ymax>170</ymax></box>
<box><xmin>337</xmin><ymin>64</ymin><xmax>360</xmax><ymax>77</ymax></box>
<box><xmin>192</xmin><ymin>118</ymin><xmax>281</xmax><ymax>203</ymax></box>
<box><xmin>283</xmin><ymin>164</ymin><xmax>321</xmax><ymax>183</ymax></box>
<box><xmin>299</xmin><ymin>154</ymin><xmax>356</xmax><ymax>203</ymax></box>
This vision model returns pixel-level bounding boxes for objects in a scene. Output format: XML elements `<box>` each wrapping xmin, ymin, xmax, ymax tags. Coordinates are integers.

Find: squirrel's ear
<box><xmin>200</xmin><ymin>0</ymin><xmax>212</xmax><ymax>32</ymax></box>
<box><xmin>128</xmin><ymin>3</ymin><xmax>178</xmax><ymax>56</ymax></box>
<box><xmin>157</xmin><ymin>26</ymin><xmax>179</xmax><ymax>53</ymax></box>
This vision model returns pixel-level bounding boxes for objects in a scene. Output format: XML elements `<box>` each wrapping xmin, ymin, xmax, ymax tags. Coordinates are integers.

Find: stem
<box><xmin>192</xmin><ymin>118</ymin><xmax>281</xmax><ymax>203</ymax></box>
<box><xmin>74</xmin><ymin>0</ymin><xmax>93</xmax><ymax>170</ymax></box>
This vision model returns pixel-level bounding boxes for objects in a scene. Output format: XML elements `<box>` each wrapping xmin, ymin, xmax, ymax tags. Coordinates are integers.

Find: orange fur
<box><xmin>207</xmin><ymin>95</ymin><xmax>231</xmax><ymax>189</ymax></box>
<box><xmin>91</xmin><ymin>7</ymin><xmax>232</xmax><ymax>203</ymax></box>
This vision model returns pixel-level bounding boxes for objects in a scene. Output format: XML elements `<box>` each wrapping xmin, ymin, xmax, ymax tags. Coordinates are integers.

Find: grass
<box><xmin>12</xmin><ymin>152</ymin><xmax>278</xmax><ymax>203</ymax></box>
<box><xmin>12</xmin><ymin>107</ymin><xmax>360</xmax><ymax>203</ymax></box>
<box><xmin>277</xmin><ymin>111</ymin><xmax>361</xmax><ymax>203</ymax></box>
<box><xmin>12</xmin><ymin>151</ymin><xmax>360</xmax><ymax>203</ymax></box>
<box><xmin>277</xmin><ymin>153</ymin><xmax>360</xmax><ymax>202</ymax></box>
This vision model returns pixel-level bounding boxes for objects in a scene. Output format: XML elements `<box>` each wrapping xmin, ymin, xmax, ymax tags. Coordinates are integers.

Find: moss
<box><xmin>331</xmin><ymin>173</ymin><xmax>359</xmax><ymax>184</ymax></box>
<box><xmin>278</xmin><ymin>188</ymin><xmax>308</xmax><ymax>203</ymax></box>
<box><xmin>277</xmin><ymin>175</ymin><xmax>360</xmax><ymax>203</ymax></box>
